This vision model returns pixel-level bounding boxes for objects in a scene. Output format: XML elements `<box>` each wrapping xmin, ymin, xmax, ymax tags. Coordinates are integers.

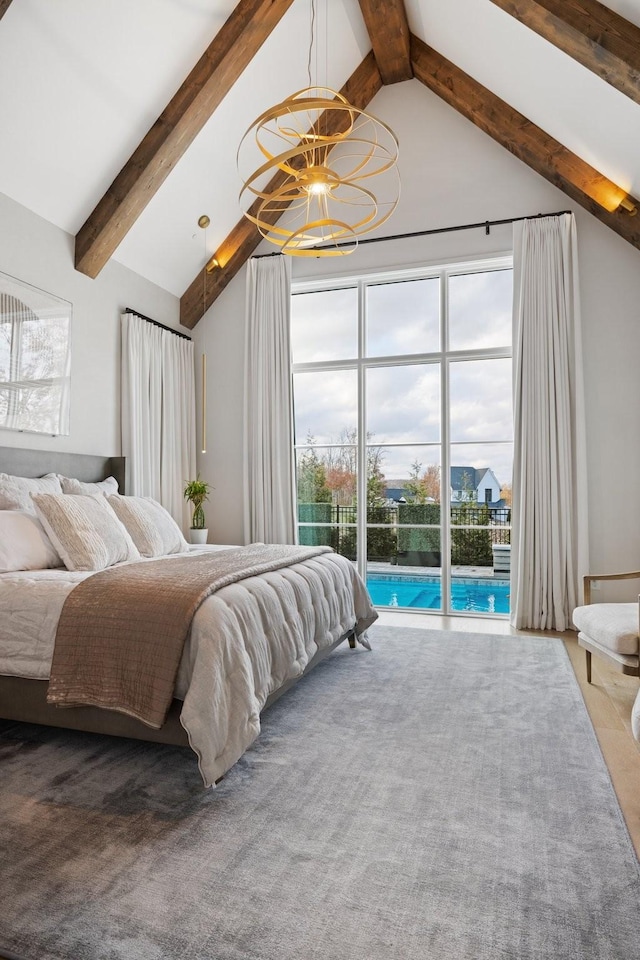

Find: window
<box><xmin>0</xmin><ymin>273</ymin><xmax>71</xmax><ymax>436</ymax></box>
<box><xmin>291</xmin><ymin>258</ymin><xmax>513</xmax><ymax>616</ymax></box>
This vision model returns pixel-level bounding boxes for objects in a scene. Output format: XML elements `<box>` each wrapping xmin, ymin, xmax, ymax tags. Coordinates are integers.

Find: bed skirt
<box><xmin>0</xmin><ymin>632</ymin><xmax>352</xmax><ymax>746</ymax></box>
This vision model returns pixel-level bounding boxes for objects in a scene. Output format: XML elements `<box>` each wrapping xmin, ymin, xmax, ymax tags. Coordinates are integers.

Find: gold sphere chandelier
<box><xmin>237</xmin><ymin>80</ymin><xmax>399</xmax><ymax>256</ymax></box>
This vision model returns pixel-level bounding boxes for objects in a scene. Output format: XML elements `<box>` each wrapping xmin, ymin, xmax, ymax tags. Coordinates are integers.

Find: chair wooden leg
<box><xmin>586</xmin><ymin>650</ymin><xmax>592</xmax><ymax>684</ymax></box>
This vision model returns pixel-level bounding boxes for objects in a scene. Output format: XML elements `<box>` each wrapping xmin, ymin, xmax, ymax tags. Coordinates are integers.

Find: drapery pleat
<box><xmin>510</xmin><ymin>213</ymin><xmax>588</xmax><ymax>630</ymax></box>
<box><xmin>243</xmin><ymin>257</ymin><xmax>297</xmax><ymax>545</ymax></box>
<box><xmin>121</xmin><ymin>314</ymin><xmax>195</xmax><ymax>530</ymax></box>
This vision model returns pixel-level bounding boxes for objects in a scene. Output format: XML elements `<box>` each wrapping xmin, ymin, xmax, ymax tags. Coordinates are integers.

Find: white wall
<box><xmin>192</xmin><ymin>268</ymin><xmax>247</xmax><ymax>545</ymax></box>
<box><xmin>0</xmin><ymin>192</ymin><xmax>181</xmax><ymax>458</ymax></box>
<box><xmin>196</xmin><ymin>80</ymin><xmax>640</xmax><ymax>595</ymax></box>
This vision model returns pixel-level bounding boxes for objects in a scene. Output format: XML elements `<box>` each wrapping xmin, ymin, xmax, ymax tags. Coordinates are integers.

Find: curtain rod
<box><xmin>123</xmin><ymin>307</ymin><xmax>191</xmax><ymax>341</ymax></box>
<box><xmin>251</xmin><ymin>210</ymin><xmax>573</xmax><ymax>259</ymax></box>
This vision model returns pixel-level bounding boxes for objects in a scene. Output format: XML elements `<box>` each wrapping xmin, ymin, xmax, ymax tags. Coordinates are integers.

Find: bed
<box><xmin>0</xmin><ymin>447</ymin><xmax>377</xmax><ymax>785</ymax></box>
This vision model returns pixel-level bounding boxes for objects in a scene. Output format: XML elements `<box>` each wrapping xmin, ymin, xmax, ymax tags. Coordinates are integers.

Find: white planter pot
<box><xmin>189</xmin><ymin>528</ymin><xmax>209</xmax><ymax>545</ymax></box>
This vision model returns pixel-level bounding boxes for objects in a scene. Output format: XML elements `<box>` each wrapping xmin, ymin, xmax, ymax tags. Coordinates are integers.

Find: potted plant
<box><xmin>183</xmin><ymin>475</ymin><xmax>212</xmax><ymax>545</ymax></box>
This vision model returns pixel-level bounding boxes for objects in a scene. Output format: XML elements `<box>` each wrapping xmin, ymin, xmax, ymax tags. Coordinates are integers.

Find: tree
<box><xmin>367</xmin><ymin>448</ymin><xmax>386</xmax><ymax>505</ymax></box>
<box><xmin>297</xmin><ymin>435</ymin><xmax>331</xmax><ymax>504</ymax></box>
<box><xmin>323</xmin><ymin>428</ymin><xmax>357</xmax><ymax>505</ymax></box>
<box><xmin>405</xmin><ymin>460</ymin><xmax>440</xmax><ymax>504</ymax></box>
<box><xmin>500</xmin><ymin>482</ymin><xmax>512</xmax><ymax>507</ymax></box>
<box><xmin>459</xmin><ymin>469</ymin><xmax>475</xmax><ymax>502</ymax></box>
<box><xmin>303</xmin><ymin>428</ymin><xmax>388</xmax><ymax>507</ymax></box>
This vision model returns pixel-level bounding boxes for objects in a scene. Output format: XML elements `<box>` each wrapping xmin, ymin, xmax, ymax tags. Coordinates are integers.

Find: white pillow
<box><xmin>31</xmin><ymin>493</ymin><xmax>140</xmax><ymax>572</ymax></box>
<box><xmin>0</xmin><ymin>473</ymin><xmax>62</xmax><ymax>514</ymax></box>
<box><xmin>107</xmin><ymin>494</ymin><xmax>189</xmax><ymax>558</ymax></box>
<box><xmin>59</xmin><ymin>475</ymin><xmax>119</xmax><ymax>497</ymax></box>
<box><xmin>0</xmin><ymin>510</ymin><xmax>62</xmax><ymax>572</ymax></box>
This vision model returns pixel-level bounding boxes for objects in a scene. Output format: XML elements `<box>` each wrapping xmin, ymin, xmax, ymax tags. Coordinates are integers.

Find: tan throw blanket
<box><xmin>47</xmin><ymin>544</ymin><xmax>332</xmax><ymax>728</ymax></box>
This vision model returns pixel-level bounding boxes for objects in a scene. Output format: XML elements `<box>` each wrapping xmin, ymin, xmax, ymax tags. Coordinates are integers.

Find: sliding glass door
<box><xmin>291</xmin><ymin>258</ymin><xmax>513</xmax><ymax>616</ymax></box>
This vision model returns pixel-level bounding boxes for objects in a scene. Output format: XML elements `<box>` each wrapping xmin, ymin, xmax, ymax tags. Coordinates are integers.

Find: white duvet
<box><xmin>0</xmin><ymin>548</ymin><xmax>377</xmax><ymax>786</ymax></box>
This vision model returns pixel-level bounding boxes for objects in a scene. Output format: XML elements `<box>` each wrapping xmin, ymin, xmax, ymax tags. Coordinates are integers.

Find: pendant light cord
<box><xmin>307</xmin><ymin>0</ymin><xmax>315</xmax><ymax>88</ymax></box>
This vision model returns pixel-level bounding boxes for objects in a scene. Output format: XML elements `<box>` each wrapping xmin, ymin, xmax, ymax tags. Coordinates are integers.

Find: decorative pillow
<box><xmin>59</xmin><ymin>475</ymin><xmax>119</xmax><ymax>497</ymax></box>
<box><xmin>31</xmin><ymin>494</ymin><xmax>140</xmax><ymax>572</ymax></box>
<box><xmin>107</xmin><ymin>494</ymin><xmax>189</xmax><ymax>558</ymax></box>
<box><xmin>0</xmin><ymin>510</ymin><xmax>62</xmax><ymax>572</ymax></box>
<box><xmin>0</xmin><ymin>473</ymin><xmax>62</xmax><ymax>514</ymax></box>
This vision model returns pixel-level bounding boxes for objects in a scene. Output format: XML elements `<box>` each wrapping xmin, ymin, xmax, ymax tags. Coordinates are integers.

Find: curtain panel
<box><xmin>121</xmin><ymin>313</ymin><xmax>195</xmax><ymax>530</ymax></box>
<box><xmin>244</xmin><ymin>257</ymin><xmax>297</xmax><ymax>545</ymax></box>
<box><xmin>510</xmin><ymin>213</ymin><xmax>588</xmax><ymax>630</ymax></box>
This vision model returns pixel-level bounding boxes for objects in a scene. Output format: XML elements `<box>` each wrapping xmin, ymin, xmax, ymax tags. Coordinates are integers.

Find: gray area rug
<box><xmin>1</xmin><ymin>627</ymin><xmax>639</xmax><ymax>960</ymax></box>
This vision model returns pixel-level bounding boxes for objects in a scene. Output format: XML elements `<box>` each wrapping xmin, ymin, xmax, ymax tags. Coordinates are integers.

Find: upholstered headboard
<box><xmin>0</xmin><ymin>447</ymin><xmax>126</xmax><ymax>492</ymax></box>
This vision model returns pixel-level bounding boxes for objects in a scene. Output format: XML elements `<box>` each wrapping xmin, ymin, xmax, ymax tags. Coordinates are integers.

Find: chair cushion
<box><xmin>572</xmin><ymin>603</ymin><xmax>639</xmax><ymax>655</ymax></box>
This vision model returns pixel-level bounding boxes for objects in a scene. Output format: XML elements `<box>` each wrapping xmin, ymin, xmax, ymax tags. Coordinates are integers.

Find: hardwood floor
<box><xmin>376</xmin><ymin>610</ymin><xmax>640</xmax><ymax>857</ymax></box>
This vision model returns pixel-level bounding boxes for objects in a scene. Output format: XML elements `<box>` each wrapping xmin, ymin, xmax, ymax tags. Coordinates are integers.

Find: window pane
<box><xmin>297</xmin><ymin>515</ymin><xmax>357</xmax><ymax>561</ymax></box>
<box><xmin>449</xmin><ymin>358</ymin><xmax>512</xmax><ymax>443</ymax></box>
<box><xmin>449</xmin><ymin>443</ymin><xmax>513</xmax><ymax>507</ymax></box>
<box><xmin>395</xmin><ymin>523</ymin><xmax>441</xmax><ymax>572</ymax></box>
<box><xmin>448</xmin><ymin>269</ymin><xmax>512</xmax><ymax>350</ymax></box>
<box><xmin>11</xmin><ymin>382</ymin><xmax>68</xmax><ymax>435</ymax></box>
<box><xmin>449</xmin><ymin>442</ymin><xmax>511</xmax><ymax>598</ymax></box>
<box><xmin>367</xmin><ymin>545</ymin><xmax>442</xmax><ymax>609</ymax></box>
<box><xmin>291</xmin><ymin>288</ymin><xmax>358</xmax><ymax>363</ymax></box>
<box><xmin>368</xmin><ymin>444</ymin><xmax>441</xmax><ymax>503</ymax></box>
<box><xmin>296</xmin><ymin>445</ymin><xmax>357</xmax><ymax>506</ymax></box>
<box><xmin>0</xmin><ymin>321</ymin><xmax>10</xmax><ymax>379</ymax></box>
<box><xmin>366</xmin><ymin>278</ymin><xmax>439</xmax><ymax>357</ymax></box>
<box><xmin>293</xmin><ymin>369</ymin><xmax>357</xmax><ymax>445</ymax></box>
<box><xmin>18</xmin><ymin>316</ymin><xmax>69</xmax><ymax>380</ymax></box>
<box><xmin>366</xmin><ymin>364</ymin><xmax>440</xmax><ymax>443</ymax></box>
<box><xmin>0</xmin><ymin>280</ymin><xmax>71</xmax><ymax>436</ymax></box>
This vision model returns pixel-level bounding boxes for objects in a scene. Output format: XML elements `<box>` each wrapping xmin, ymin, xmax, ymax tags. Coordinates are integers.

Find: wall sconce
<box><xmin>618</xmin><ymin>196</ymin><xmax>637</xmax><ymax>216</ymax></box>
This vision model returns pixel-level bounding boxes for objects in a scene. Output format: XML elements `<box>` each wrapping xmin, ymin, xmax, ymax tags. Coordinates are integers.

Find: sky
<box><xmin>291</xmin><ymin>267</ymin><xmax>514</xmax><ymax>486</ymax></box>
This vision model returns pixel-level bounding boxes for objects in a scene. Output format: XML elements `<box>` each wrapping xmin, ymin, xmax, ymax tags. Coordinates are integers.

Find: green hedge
<box><xmin>397</xmin><ymin>503</ymin><xmax>441</xmax><ymax>566</ymax></box>
<box><xmin>450</xmin><ymin>504</ymin><xmax>493</xmax><ymax>566</ymax></box>
<box><xmin>298</xmin><ymin>503</ymin><xmax>332</xmax><ymax>524</ymax></box>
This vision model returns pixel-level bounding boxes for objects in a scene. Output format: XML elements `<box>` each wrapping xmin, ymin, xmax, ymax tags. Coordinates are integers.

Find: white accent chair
<box><xmin>572</xmin><ymin>571</ymin><xmax>640</xmax><ymax>685</ymax></box>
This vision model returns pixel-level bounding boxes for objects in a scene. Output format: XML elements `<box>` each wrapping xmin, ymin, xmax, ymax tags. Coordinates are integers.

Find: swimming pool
<box><xmin>366</xmin><ymin>574</ymin><xmax>510</xmax><ymax>614</ymax></box>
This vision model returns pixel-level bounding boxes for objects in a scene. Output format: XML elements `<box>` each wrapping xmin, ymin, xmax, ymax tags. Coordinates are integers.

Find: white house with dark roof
<box><xmin>385</xmin><ymin>467</ymin><xmax>503</xmax><ymax>506</ymax></box>
<box><xmin>450</xmin><ymin>466</ymin><xmax>501</xmax><ymax>505</ymax></box>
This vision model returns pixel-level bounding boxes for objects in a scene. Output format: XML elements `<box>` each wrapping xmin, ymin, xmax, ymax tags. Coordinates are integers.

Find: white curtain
<box><xmin>121</xmin><ymin>313</ymin><xmax>196</xmax><ymax>530</ymax></box>
<box><xmin>243</xmin><ymin>256</ymin><xmax>297</xmax><ymax>544</ymax></box>
<box><xmin>510</xmin><ymin>213</ymin><xmax>588</xmax><ymax>630</ymax></box>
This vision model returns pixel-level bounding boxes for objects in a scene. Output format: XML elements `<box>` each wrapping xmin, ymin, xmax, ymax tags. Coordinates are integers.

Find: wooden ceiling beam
<box><xmin>357</xmin><ymin>0</ymin><xmax>412</xmax><ymax>83</ymax></box>
<box><xmin>489</xmin><ymin>0</ymin><xmax>640</xmax><ymax>106</ymax></box>
<box><xmin>179</xmin><ymin>52</ymin><xmax>383</xmax><ymax>329</ymax></box>
<box><xmin>0</xmin><ymin>1</ymin><xmax>14</xmax><ymax>20</ymax></box>
<box><xmin>410</xmin><ymin>34</ymin><xmax>640</xmax><ymax>254</ymax></box>
<box><xmin>74</xmin><ymin>0</ymin><xmax>295</xmax><ymax>279</ymax></box>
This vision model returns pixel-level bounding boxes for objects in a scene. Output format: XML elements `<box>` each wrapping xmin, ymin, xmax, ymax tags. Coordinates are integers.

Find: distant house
<box><xmin>384</xmin><ymin>481</ymin><xmax>412</xmax><ymax>503</ymax></box>
<box><xmin>385</xmin><ymin>466</ymin><xmax>504</xmax><ymax>506</ymax></box>
<box><xmin>450</xmin><ymin>466</ymin><xmax>502</xmax><ymax>505</ymax></box>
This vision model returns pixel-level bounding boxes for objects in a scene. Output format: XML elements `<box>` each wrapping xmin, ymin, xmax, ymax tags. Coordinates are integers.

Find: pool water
<box><xmin>366</xmin><ymin>575</ymin><xmax>510</xmax><ymax>614</ymax></box>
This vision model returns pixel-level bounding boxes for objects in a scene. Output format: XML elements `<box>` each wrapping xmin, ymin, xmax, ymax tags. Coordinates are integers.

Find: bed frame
<box><xmin>0</xmin><ymin>445</ymin><xmax>351</xmax><ymax>747</ymax></box>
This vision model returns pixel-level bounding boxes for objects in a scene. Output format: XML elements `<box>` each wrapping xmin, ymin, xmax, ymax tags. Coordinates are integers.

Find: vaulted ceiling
<box><xmin>1</xmin><ymin>0</ymin><xmax>638</xmax><ymax>328</ymax></box>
